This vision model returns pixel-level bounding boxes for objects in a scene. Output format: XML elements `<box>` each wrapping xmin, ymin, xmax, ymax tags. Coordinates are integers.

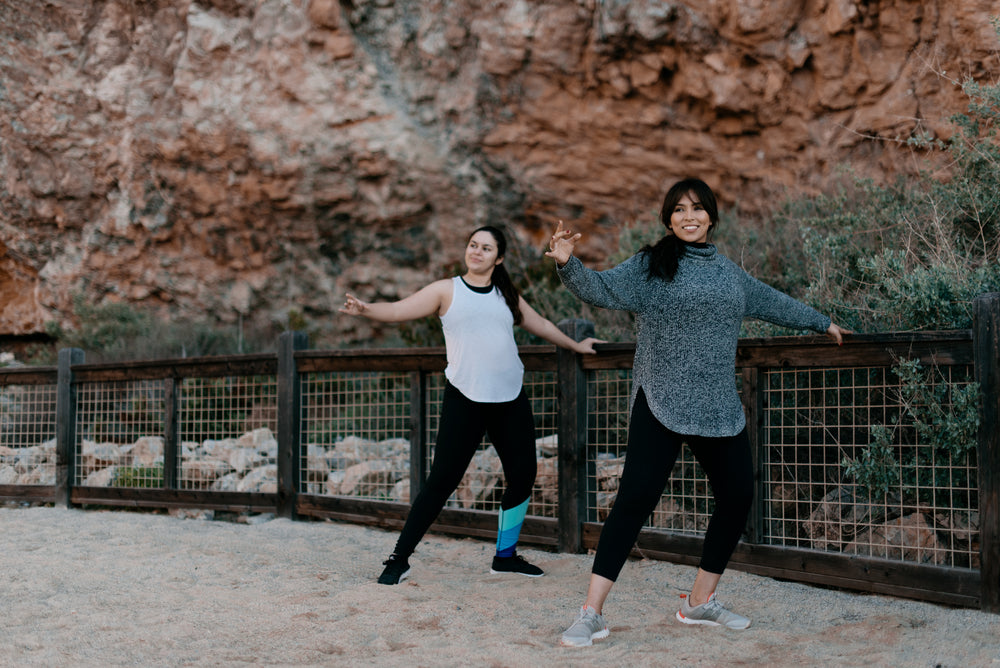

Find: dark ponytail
<box><xmin>641</xmin><ymin>234</ymin><xmax>685</xmax><ymax>282</ymax></box>
<box><xmin>641</xmin><ymin>178</ymin><xmax>720</xmax><ymax>281</ymax></box>
<box><xmin>472</xmin><ymin>225</ymin><xmax>523</xmax><ymax>325</ymax></box>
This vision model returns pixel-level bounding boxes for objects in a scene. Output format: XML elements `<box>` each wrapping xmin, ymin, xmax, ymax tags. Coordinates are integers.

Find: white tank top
<box><xmin>440</xmin><ymin>276</ymin><xmax>524</xmax><ymax>402</ymax></box>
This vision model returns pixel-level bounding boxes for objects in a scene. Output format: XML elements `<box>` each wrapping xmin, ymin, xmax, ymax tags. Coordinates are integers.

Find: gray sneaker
<box><xmin>560</xmin><ymin>606</ymin><xmax>610</xmax><ymax>647</ymax></box>
<box><xmin>676</xmin><ymin>593</ymin><xmax>750</xmax><ymax>629</ymax></box>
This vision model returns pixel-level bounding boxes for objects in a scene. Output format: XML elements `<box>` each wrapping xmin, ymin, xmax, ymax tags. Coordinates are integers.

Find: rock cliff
<box><xmin>1</xmin><ymin>0</ymin><xmax>996</xmax><ymax>347</ymax></box>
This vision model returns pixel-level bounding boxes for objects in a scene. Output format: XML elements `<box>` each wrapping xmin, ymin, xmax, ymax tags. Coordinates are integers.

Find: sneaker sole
<box><xmin>675</xmin><ymin>611</ymin><xmax>750</xmax><ymax>630</ymax></box>
<box><xmin>489</xmin><ymin>568</ymin><xmax>544</xmax><ymax>577</ymax></box>
<box><xmin>559</xmin><ymin>628</ymin><xmax>610</xmax><ymax>647</ymax></box>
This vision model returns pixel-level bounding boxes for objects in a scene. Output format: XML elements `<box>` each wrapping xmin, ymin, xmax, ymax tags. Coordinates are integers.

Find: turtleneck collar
<box><xmin>681</xmin><ymin>241</ymin><xmax>717</xmax><ymax>260</ymax></box>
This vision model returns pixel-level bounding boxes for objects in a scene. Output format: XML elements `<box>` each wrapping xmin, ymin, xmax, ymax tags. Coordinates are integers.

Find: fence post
<box><xmin>409</xmin><ymin>371</ymin><xmax>428</xmax><ymax>501</ymax></box>
<box><xmin>740</xmin><ymin>366</ymin><xmax>765</xmax><ymax>544</ymax></box>
<box><xmin>277</xmin><ymin>330</ymin><xmax>309</xmax><ymax>519</ymax></box>
<box><xmin>55</xmin><ymin>348</ymin><xmax>84</xmax><ymax>508</ymax></box>
<box><xmin>974</xmin><ymin>292</ymin><xmax>1000</xmax><ymax>612</ymax></box>
<box><xmin>556</xmin><ymin>318</ymin><xmax>595</xmax><ymax>553</ymax></box>
<box><xmin>162</xmin><ymin>378</ymin><xmax>179</xmax><ymax>490</ymax></box>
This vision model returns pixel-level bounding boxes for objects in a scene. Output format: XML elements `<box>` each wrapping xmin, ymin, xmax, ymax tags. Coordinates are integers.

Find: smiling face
<box><xmin>668</xmin><ymin>192</ymin><xmax>712</xmax><ymax>243</ymax></box>
<box><xmin>464</xmin><ymin>229</ymin><xmax>503</xmax><ymax>277</ymax></box>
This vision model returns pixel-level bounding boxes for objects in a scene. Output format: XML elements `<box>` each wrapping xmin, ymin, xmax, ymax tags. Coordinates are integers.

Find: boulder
<box><xmin>844</xmin><ymin>513</ymin><xmax>949</xmax><ymax>565</ymax></box>
<box><xmin>804</xmin><ymin>486</ymin><xmax>901</xmax><ymax>551</ymax></box>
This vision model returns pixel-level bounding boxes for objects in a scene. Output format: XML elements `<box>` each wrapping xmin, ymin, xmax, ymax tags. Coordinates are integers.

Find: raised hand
<box><xmin>544</xmin><ymin>220</ymin><xmax>582</xmax><ymax>266</ymax></box>
<box><xmin>339</xmin><ymin>293</ymin><xmax>368</xmax><ymax>316</ymax></box>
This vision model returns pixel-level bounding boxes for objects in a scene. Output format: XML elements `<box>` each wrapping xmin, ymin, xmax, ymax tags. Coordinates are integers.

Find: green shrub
<box><xmin>787</xmin><ymin>24</ymin><xmax>999</xmax><ymax>332</ymax></box>
<box><xmin>113</xmin><ymin>464</ymin><xmax>164</xmax><ymax>488</ymax></box>
<box><xmin>31</xmin><ymin>294</ymin><xmax>278</xmax><ymax>364</ymax></box>
<box><xmin>842</xmin><ymin>359</ymin><xmax>980</xmax><ymax>507</ymax></box>
<box><xmin>843</xmin><ymin>426</ymin><xmax>900</xmax><ymax>498</ymax></box>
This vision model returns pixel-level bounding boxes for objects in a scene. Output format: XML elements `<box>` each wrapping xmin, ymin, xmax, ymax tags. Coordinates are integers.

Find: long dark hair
<box><xmin>640</xmin><ymin>178</ymin><xmax>720</xmax><ymax>281</ymax></box>
<box><xmin>471</xmin><ymin>225</ymin><xmax>523</xmax><ymax>325</ymax></box>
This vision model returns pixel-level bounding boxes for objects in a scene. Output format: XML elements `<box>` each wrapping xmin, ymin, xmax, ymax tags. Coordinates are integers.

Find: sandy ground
<box><xmin>0</xmin><ymin>506</ymin><xmax>997</xmax><ymax>667</ymax></box>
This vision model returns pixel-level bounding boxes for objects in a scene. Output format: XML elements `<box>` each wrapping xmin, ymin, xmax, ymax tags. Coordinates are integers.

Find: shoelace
<box><xmin>701</xmin><ymin>599</ymin><xmax>724</xmax><ymax>615</ymax></box>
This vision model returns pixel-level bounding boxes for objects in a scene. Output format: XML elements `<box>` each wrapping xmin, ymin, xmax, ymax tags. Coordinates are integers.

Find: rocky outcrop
<box><xmin>1</xmin><ymin>1</ymin><xmax>996</xmax><ymax>346</ymax></box>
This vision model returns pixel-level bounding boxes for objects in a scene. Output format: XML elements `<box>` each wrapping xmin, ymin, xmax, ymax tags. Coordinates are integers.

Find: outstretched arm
<box><xmin>339</xmin><ymin>280</ymin><xmax>451</xmax><ymax>323</ymax></box>
<box><xmin>518</xmin><ymin>297</ymin><xmax>602</xmax><ymax>354</ymax></box>
<box><xmin>740</xmin><ymin>270</ymin><xmax>851</xmax><ymax>345</ymax></box>
<box><xmin>545</xmin><ymin>219</ymin><xmax>647</xmax><ymax>312</ymax></box>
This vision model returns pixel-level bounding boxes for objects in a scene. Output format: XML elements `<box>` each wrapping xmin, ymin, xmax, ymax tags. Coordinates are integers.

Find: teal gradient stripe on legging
<box><xmin>496</xmin><ymin>499</ymin><xmax>529</xmax><ymax>557</ymax></box>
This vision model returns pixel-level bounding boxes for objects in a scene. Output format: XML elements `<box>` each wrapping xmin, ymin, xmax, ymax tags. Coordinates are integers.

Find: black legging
<box><xmin>592</xmin><ymin>388</ymin><xmax>753</xmax><ymax>580</ymax></box>
<box><xmin>392</xmin><ymin>382</ymin><xmax>537</xmax><ymax>559</ymax></box>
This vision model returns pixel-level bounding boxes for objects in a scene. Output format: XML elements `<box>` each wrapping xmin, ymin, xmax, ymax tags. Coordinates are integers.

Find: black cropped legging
<box><xmin>392</xmin><ymin>381</ymin><xmax>537</xmax><ymax>559</ymax></box>
<box><xmin>592</xmin><ymin>388</ymin><xmax>754</xmax><ymax>581</ymax></box>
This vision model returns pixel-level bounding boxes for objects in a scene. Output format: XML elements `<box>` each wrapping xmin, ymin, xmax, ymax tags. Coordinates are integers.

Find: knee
<box><xmin>505</xmin><ymin>470</ymin><xmax>536</xmax><ymax>501</ymax></box>
<box><xmin>716</xmin><ymin>479</ymin><xmax>754</xmax><ymax>512</ymax></box>
<box><xmin>420</xmin><ymin>469</ymin><xmax>465</xmax><ymax>502</ymax></box>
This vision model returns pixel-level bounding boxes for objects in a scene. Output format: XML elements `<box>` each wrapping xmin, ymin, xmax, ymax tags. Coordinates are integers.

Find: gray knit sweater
<box><xmin>557</xmin><ymin>244</ymin><xmax>831</xmax><ymax>437</ymax></box>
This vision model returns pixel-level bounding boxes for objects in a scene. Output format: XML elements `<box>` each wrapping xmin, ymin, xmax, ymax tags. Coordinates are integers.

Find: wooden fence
<box><xmin>0</xmin><ymin>293</ymin><xmax>997</xmax><ymax>611</ymax></box>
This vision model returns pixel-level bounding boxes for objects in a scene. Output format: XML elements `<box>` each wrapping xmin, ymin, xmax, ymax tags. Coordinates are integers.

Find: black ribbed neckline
<box><xmin>460</xmin><ymin>276</ymin><xmax>494</xmax><ymax>293</ymax></box>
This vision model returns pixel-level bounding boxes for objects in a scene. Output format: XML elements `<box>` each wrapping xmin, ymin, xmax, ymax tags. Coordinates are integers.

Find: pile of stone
<box><xmin>0</xmin><ymin>441</ymin><xmax>56</xmax><ymax>485</ymax></box>
<box><xmin>0</xmin><ymin>431</ymin><xmax>981</xmax><ymax>567</ymax></box>
<box><xmin>302</xmin><ymin>433</ymin><xmax>564</xmax><ymax>517</ymax></box>
<box><xmin>800</xmin><ymin>486</ymin><xmax>980</xmax><ymax>568</ymax></box>
<box><xmin>0</xmin><ymin>428</ymin><xmax>281</xmax><ymax>492</ymax></box>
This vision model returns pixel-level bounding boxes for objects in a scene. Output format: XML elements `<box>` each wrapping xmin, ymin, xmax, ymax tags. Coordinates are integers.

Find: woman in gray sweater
<box><xmin>548</xmin><ymin>178</ymin><xmax>848</xmax><ymax>646</ymax></box>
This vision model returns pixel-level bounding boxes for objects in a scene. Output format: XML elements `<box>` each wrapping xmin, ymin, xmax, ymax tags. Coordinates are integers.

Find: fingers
<box><xmin>549</xmin><ymin>220</ymin><xmax>581</xmax><ymax>248</ymax></box>
<box><xmin>340</xmin><ymin>293</ymin><xmax>364</xmax><ymax>314</ymax></box>
<box><xmin>575</xmin><ymin>337</ymin><xmax>606</xmax><ymax>354</ymax></box>
<box><xmin>827</xmin><ymin>323</ymin><xmax>845</xmax><ymax>346</ymax></box>
<box><xmin>549</xmin><ymin>220</ymin><xmax>565</xmax><ymax>251</ymax></box>
<box><xmin>546</xmin><ymin>220</ymin><xmax>584</xmax><ymax>267</ymax></box>
<box><xmin>551</xmin><ymin>230</ymin><xmax>581</xmax><ymax>243</ymax></box>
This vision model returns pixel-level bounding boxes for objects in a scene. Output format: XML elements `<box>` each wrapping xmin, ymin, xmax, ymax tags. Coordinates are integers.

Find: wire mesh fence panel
<box><xmin>423</xmin><ymin>371</ymin><xmax>560</xmax><ymax>517</ymax></box>
<box><xmin>75</xmin><ymin>380</ymin><xmax>166</xmax><ymax>488</ymax></box>
<box><xmin>761</xmin><ymin>364</ymin><xmax>980</xmax><ymax>569</ymax></box>
<box><xmin>586</xmin><ymin>369</ymin><xmax>630</xmax><ymax>523</ymax></box>
<box><xmin>584</xmin><ymin>369</ymin><xmax>713</xmax><ymax>533</ymax></box>
<box><xmin>525</xmin><ymin>370</ymin><xmax>559</xmax><ymax>518</ymax></box>
<box><xmin>0</xmin><ymin>383</ymin><xmax>58</xmax><ymax>485</ymax></box>
<box><xmin>299</xmin><ymin>371</ymin><xmax>411</xmax><ymax>500</ymax></box>
<box><xmin>178</xmin><ymin>374</ymin><xmax>278</xmax><ymax>492</ymax></box>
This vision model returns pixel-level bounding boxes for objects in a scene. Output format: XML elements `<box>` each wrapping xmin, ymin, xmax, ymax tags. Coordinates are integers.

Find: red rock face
<box><xmin>0</xmin><ymin>0</ymin><xmax>996</xmax><ymax>346</ymax></box>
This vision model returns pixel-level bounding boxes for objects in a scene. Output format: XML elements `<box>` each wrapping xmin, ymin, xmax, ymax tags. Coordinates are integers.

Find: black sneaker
<box><xmin>377</xmin><ymin>554</ymin><xmax>411</xmax><ymax>585</ymax></box>
<box><xmin>490</xmin><ymin>553</ymin><xmax>544</xmax><ymax>577</ymax></box>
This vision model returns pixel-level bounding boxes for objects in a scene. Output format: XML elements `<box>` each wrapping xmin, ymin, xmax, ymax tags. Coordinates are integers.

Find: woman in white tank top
<box><xmin>340</xmin><ymin>226</ymin><xmax>601</xmax><ymax>585</ymax></box>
